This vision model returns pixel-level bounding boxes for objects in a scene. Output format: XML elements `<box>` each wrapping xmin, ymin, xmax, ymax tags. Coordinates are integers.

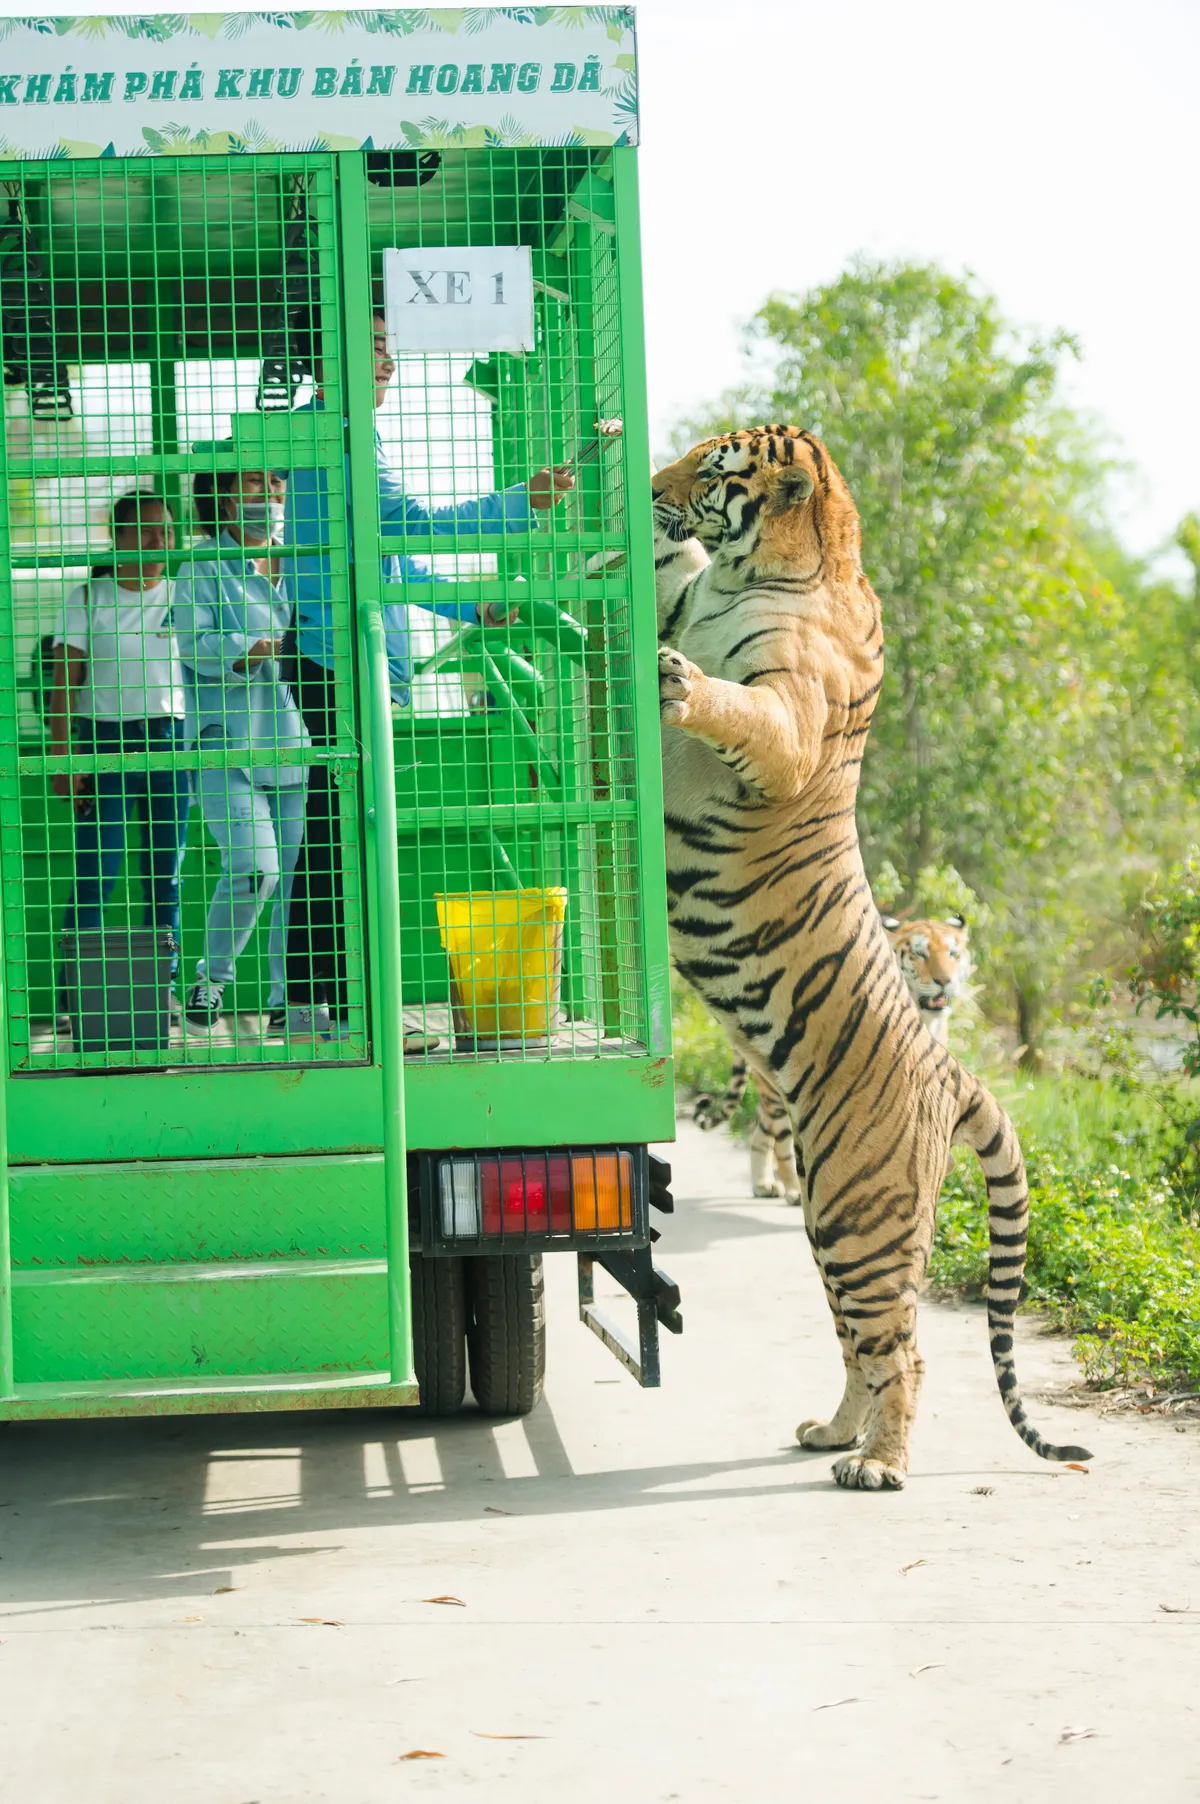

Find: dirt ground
<box><xmin>1</xmin><ymin>1119</ymin><xmax>1196</xmax><ymax>1802</ymax></box>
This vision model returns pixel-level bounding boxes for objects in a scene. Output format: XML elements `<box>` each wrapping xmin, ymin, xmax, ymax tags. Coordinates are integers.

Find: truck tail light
<box><xmin>434</xmin><ymin>1149</ymin><xmax>635</xmax><ymax>1242</ymax></box>
<box><xmin>570</xmin><ymin>1152</ymin><xmax>632</xmax><ymax>1230</ymax></box>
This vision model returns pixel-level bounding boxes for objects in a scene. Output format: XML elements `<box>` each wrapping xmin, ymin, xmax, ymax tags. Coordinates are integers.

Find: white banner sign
<box><xmin>383</xmin><ymin>245</ymin><xmax>535</xmax><ymax>354</ymax></box>
<box><xmin>0</xmin><ymin>9</ymin><xmax>639</xmax><ymax>159</ymax></box>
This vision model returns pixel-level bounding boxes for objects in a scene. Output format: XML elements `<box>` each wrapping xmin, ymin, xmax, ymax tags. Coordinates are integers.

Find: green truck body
<box><xmin>0</xmin><ymin>27</ymin><xmax>674</xmax><ymax>1419</ymax></box>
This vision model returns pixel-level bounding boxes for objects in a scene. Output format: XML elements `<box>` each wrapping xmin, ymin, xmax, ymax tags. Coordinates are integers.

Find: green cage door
<box><xmin>0</xmin><ymin>152</ymin><xmax>371</xmax><ymax>1075</ymax></box>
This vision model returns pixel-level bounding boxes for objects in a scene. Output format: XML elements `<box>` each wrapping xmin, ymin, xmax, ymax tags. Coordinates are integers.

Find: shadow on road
<box><xmin>0</xmin><ymin>1403</ymin><xmax>827</xmax><ymax>1615</ymax></box>
<box><xmin>665</xmin><ymin>1195</ymin><xmax>805</xmax><ymax>1254</ymax></box>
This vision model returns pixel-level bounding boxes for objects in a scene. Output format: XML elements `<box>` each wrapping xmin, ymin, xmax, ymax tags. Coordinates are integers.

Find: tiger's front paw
<box><xmin>832</xmin><ymin>1452</ymin><xmax>907</xmax><ymax>1491</ymax></box>
<box><xmin>659</xmin><ymin>647</ymin><xmax>699</xmax><ymax>725</ymax></box>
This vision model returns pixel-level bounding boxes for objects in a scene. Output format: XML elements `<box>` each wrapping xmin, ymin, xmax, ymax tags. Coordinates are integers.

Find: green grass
<box><xmin>932</xmin><ymin>1138</ymin><xmax>1200</xmax><ymax>1391</ymax></box>
<box><xmin>671</xmin><ymin>976</ymin><xmax>1200</xmax><ymax>1390</ymax></box>
<box><xmin>976</xmin><ymin>1067</ymin><xmax>1166</xmax><ymax>1169</ymax></box>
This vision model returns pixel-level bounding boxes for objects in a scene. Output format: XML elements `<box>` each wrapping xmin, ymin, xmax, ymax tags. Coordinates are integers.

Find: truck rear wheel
<box><xmin>409</xmin><ymin>1250</ymin><xmax>467</xmax><ymax>1416</ymax></box>
<box><xmin>464</xmin><ymin>1254</ymin><xmax>546</xmax><ymax>1417</ymax></box>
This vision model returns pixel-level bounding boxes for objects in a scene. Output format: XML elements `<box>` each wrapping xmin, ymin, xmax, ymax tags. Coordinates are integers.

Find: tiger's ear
<box><xmin>946</xmin><ymin>912</ymin><xmax>966</xmax><ymax>928</ymax></box>
<box><xmin>881</xmin><ymin>915</ymin><xmax>901</xmax><ymax>932</ymax></box>
<box><xmin>770</xmin><ymin>468</ymin><xmax>815</xmax><ymax>514</ymax></box>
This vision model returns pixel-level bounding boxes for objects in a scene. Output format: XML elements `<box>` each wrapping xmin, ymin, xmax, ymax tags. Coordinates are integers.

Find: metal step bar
<box><xmin>576</xmin><ymin>1154</ymin><xmax>681</xmax><ymax>1386</ymax></box>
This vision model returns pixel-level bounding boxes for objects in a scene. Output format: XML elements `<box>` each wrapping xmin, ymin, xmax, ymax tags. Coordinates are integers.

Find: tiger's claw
<box><xmin>658</xmin><ymin>646</ymin><xmax>696</xmax><ymax>725</ymax></box>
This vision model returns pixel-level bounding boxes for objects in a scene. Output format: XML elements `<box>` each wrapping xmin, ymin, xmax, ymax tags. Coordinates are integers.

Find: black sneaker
<box><xmin>185</xmin><ymin>978</ymin><xmax>225</xmax><ymax>1027</ymax></box>
<box><xmin>265</xmin><ymin>1007</ymin><xmax>287</xmax><ymax>1036</ymax></box>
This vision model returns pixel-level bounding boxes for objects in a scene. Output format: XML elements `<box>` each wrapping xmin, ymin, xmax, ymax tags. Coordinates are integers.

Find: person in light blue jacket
<box><xmin>172</xmin><ymin>467</ymin><xmax>310</xmax><ymax>1034</ymax></box>
<box><xmin>280</xmin><ymin>311</ymin><xmax>574</xmax><ymax>1042</ymax></box>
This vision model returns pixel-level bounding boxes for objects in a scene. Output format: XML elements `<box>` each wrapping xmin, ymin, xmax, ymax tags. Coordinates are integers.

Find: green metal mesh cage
<box><xmin>0</xmin><ymin>147</ymin><xmax>664</xmax><ymax>1083</ymax></box>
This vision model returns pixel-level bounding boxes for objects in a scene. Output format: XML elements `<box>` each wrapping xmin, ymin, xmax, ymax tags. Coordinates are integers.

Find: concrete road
<box><xmin>2</xmin><ymin>1121</ymin><xmax>1197</xmax><ymax>1803</ymax></box>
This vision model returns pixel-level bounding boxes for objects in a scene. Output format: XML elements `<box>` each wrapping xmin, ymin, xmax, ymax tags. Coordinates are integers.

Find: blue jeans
<box><xmin>61</xmin><ymin>716</ymin><xmax>191</xmax><ymax>955</ymax></box>
<box><xmin>195</xmin><ymin>767</ymin><xmax>307</xmax><ymax>1007</ymax></box>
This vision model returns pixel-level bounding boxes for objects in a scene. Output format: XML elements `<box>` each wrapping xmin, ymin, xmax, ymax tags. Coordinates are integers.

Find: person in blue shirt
<box><xmin>281</xmin><ymin>312</ymin><xmax>573</xmax><ymax>1044</ymax></box>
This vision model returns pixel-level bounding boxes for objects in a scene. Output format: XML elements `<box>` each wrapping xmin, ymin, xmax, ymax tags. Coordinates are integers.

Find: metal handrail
<box><xmin>0</xmin><ymin>905</ymin><xmax>11</xmax><ymax>1400</ymax></box>
<box><xmin>338</xmin><ymin>155</ymin><xmax>411</xmax><ymax>1392</ymax></box>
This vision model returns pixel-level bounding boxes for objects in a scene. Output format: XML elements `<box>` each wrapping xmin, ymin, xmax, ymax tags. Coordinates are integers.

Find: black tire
<box><xmin>408</xmin><ymin>1250</ymin><xmax>467</xmax><ymax>1416</ymax></box>
<box><xmin>464</xmin><ymin>1254</ymin><xmax>546</xmax><ymax>1417</ymax></box>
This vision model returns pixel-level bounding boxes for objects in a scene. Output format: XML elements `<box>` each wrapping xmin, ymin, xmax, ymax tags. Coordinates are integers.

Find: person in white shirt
<box><xmin>50</xmin><ymin>491</ymin><xmax>190</xmax><ymax>983</ymax></box>
<box><xmin>172</xmin><ymin>466</ymin><xmax>309</xmax><ymax>1035</ymax></box>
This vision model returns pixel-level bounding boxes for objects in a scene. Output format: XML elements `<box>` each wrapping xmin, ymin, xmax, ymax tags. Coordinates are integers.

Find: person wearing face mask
<box><xmin>172</xmin><ymin>468</ymin><xmax>309</xmax><ymax>1034</ymax></box>
<box><xmin>50</xmin><ymin>490</ymin><xmax>190</xmax><ymax>1019</ymax></box>
<box><xmin>279</xmin><ymin>312</ymin><xmax>575</xmax><ymax>1043</ymax></box>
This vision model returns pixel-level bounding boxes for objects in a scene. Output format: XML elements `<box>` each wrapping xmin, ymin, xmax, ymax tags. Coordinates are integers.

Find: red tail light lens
<box><xmin>480</xmin><ymin>1156</ymin><xmax>572</xmax><ymax>1234</ymax></box>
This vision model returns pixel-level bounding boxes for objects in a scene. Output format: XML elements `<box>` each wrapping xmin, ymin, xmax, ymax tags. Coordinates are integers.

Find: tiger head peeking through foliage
<box><xmin>883</xmin><ymin>914</ymin><xmax>972</xmax><ymax>1046</ymax></box>
<box><xmin>654</xmin><ymin>425</ymin><xmax>1090</xmax><ymax>1490</ymax></box>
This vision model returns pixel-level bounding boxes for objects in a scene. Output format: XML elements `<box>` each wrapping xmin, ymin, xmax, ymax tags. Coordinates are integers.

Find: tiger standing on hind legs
<box><xmin>653</xmin><ymin>426</ymin><xmax>1091</xmax><ymax>1489</ymax></box>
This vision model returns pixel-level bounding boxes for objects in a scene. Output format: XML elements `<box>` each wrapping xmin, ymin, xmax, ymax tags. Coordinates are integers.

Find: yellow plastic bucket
<box><xmin>435</xmin><ymin>888</ymin><xmax>568</xmax><ymax>1050</ymax></box>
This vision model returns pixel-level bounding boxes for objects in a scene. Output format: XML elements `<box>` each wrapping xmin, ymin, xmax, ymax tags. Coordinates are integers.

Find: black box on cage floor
<box><xmin>58</xmin><ymin>929</ymin><xmax>174</xmax><ymax>1054</ymax></box>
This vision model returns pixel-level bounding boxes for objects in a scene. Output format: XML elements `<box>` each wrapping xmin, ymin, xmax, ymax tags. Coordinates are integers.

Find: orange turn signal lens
<box><xmin>570</xmin><ymin>1151</ymin><xmax>633</xmax><ymax>1231</ymax></box>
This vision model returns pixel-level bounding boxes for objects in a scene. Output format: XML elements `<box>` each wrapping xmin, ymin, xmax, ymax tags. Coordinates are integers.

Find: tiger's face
<box><xmin>652</xmin><ymin>427</ymin><xmax>820</xmax><ymax>556</ymax></box>
<box><xmin>883</xmin><ymin>915</ymin><xmax>972</xmax><ymax>1023</ymax></box>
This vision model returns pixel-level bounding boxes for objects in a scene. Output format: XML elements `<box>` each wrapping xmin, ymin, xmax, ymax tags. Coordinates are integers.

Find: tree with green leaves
<box><xmin>674</xmin><ymin>259</ymin><xmax>1200</xmax><ymax>1064</ymax></box>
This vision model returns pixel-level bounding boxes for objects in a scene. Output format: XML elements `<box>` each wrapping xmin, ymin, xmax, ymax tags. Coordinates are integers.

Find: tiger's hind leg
<box><xmin>750</xmin><ymin>1070</ymin><xmax>804</xmax><ymax>1204</ymax></box>
<box><xmin>824</xmin><ymin>1229</ymin><xmax>931</xmax><ymax>1489</ymax></box>
<box><xmin>798</xmin><ymin>1178</ymin><xmax>935</xmax><ymax>1486</ymax></box>
<box><xmin>796</xmin><ymin>1270</ymin><xmax>871</xmax><ymax>1453</ymax></box>
<box><xmin>830</xmin><ymin>1324</ymin><xmax>926</xmax><ymax>1492</ymax></box>
<box><xmin>749</xmin><ymin>1111</ymin><xmax>783</xmax><ymax>1197</ymax></box>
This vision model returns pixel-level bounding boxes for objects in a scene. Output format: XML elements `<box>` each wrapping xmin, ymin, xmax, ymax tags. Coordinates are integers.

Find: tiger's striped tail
<box><xmin>952</xmin><ymin>1076</ymin><xmax>1093</xmax><ymax>1464</ymax></box>
<box><xmin>693</xmin><ymin>1054</ymin><xmax>750</xmax><ymax>1132</ymax></box>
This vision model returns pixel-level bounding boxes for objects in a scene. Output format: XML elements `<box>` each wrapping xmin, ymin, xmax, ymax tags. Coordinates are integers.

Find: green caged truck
<box><xmin>0</xmin><ymin>6</ymin><xmax>679</xmax><ymax>1425</ymax></box>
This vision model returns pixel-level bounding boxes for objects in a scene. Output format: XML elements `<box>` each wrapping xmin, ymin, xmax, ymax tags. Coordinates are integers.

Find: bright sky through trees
<box><xmin>0</xmin><ymin>0</ymin><xmax>1191</xmax><ymax>558</ymax></box>
<box><xmin>635</xmin><ymin>0</ymin><xmax>1199</xmax><ymax>563</ymax></box>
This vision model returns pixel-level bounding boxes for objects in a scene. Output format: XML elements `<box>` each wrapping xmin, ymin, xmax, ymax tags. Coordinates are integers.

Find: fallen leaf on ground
<box><xmin>484</xmin><ymin>1507</ymin><xmax>514</xmax><ymax>1516</ymax></box>
<box><xmin>213</xmin><ymin>1587</ymin><xmax>238</xmax><ymax>1595</ymax></box>
<box><xmin>423</xmin><ymin>1595</ymin><xmax>466</xmax><ymax>1606</ymax></box>
<box><xmin>297</xmin><ymin>1617</ymin><xmax>343</xmax><ymax>1627</ymax></box>
<box><xmin>1065</xmin><ymin>1463</ymin><xmax>1090</xmax><ymax>1473</ymax></box>
<box><xmin>900</xmin><ymin>1560</ymin><xmax>928</xmax><ymax>1576</ymax></box>
<box><xmin>398</xmin><ymin>1750</ymin><xmax>445</xmax><ymax>1761</ymax></box>
<box><xmin>909</xmin><ymin>1663</ymin><xmax>944</xmax><ymax>1678</ymax></box>
<box><xmin>471</xmin><ymin>1732</ymin><xmax>549</xmax><ymax>1740</ymax></box>
<box><xmin>813</xmin><ymin>1697</ymin><xmax>860</xmax><ymax>1712</ymax></box>
<box><xmin>1159</xmin><ymin>1602</ymin><xmax>1196</xmax><ymax>1614</ymax></box>
<box><xmin>969</xmin><ymin>1486</ymin><xmax>994</xmax><ymax>1496</ymax></box>
<box><xmin>1060</xmin><ymin>1726</ymin><xmax>1096</xmax><ymax>1743</ymax></box>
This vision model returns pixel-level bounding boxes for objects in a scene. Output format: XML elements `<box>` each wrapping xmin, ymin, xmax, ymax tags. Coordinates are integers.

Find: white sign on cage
<box><xmin>383</xmin><ymin>246</ymin><xmax>536</xmax><ymax>356</ymax></box>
